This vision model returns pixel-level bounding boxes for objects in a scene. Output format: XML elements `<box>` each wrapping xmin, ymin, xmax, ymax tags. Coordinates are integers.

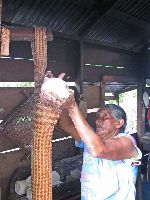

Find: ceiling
<box><xmin>1</xmin><ymin>0</ymin><xmax>150</xmax><ymax>53</ymax></box>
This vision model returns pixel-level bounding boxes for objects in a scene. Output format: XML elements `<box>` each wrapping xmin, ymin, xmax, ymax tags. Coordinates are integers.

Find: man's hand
<box><xmin>63</xmin><ymin>90</ymin><xmax>76</xmax><ymax>110</ymax></box>
<box><xmin>40</xmin><ymin>71</ymin><xmax>73</xmax><ymax>109</ymax></box>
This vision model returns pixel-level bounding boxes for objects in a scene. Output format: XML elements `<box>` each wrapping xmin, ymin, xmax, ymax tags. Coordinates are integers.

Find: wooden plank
<box><xmin>83</xmin><ymin>43</ymin><xmax>139</xmax><ymax>68</ymax></box>
<box><xmin>47</xmin><ymin>38</ymin><xmax>80</xmax><ymax>81</ymax></box>
<box><xmin>104</xmin><ymin>96</ymin><xmax>116</xmax><ymax>101</ymax></box>
<box><xmin>0</xmin><ymin>134</ymin><xmax>77</xmax><ymax>162</ymax></box>
<box><xmin>84</xmin><ymin>85</ymin><xmax>118</xmax><ymax>108</ymax></box>
<box><xmin>47</xmin><ymin>61</ymin><xmax>78</xmax><ymax>82</ymax></box>
<box><xmin>0</xmin><ymin>59</ymin><xmax>34</xmax><ymax>82</ymax></box>
<box><xmin>83</xmin><ymin>66</ymin><xmax>138</xmax><ymax>82</ymax></box>
<box><xmin>103</xmin><ymin>75</ymin><xmax>138</xmax><ymax>83</ymax></box>
<box><xmin>100</xmin><ymin>77</ymin><xmax>105</xmax><ymax>106</ymax></box>
<box><xmin>54</xmin><ymin>32</ymin><xmax>139</xmax><ymax>53</ymax></box>
<box><xmin>137</xmin><ymin>79</ymin><xmax>145</xmax><ymax>146</ymax></box>
<box><xmin>0</xmin><ymin>0</ymin><xmax>2</xmax><ymax>25</ymax></box>
<box><xmin>10</xmin><ymin>41</ymin><xmax>32</xmax><ymax>59</ymax></box>
<box><xmin>83</xmin><ymin>86</ymin><xmax>100</xmax><ymax>109</ymax></box>
<box><xmin>0</xmin><ymin>134</ymin><xmax>16</xmax><ymax>152</ymax></box>
<box><xmin>0</xmin><ymin>87</ymin><xmax>34</xmax><ymax>120</ymax></box>
<box><xmin>0</xmin><ymin>38</ymin><xmax>80</xmax><ymax>82</ymax></box>
<box><xmin>116</xmin><ymin>86</ymin><xmax>137</xmax><ymax>95</ymax></box>
<box><xmin>80</xmin><ymin>40</ymin><xmax>84</xmax><ymax>95</ymax></box>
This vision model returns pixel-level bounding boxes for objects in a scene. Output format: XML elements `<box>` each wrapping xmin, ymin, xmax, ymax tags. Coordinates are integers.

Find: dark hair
<box><xmin>99</xmin><ymin>104</ymin><xmax>127</xmax><ymax>132</ymax></box>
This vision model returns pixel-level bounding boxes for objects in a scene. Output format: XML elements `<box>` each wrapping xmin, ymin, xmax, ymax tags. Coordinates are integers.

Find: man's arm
<box><xmin>58</xmin><ymin>108</ymin><xmax>81</xmax><ymax>141</ymax></box>
<box><xmin>68</xmin><ymin>103</ymin><xmax>139</xmax><ymax>160</ymax></box>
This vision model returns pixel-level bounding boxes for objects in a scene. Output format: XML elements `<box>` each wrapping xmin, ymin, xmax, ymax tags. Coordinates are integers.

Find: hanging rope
<box><xmin>31</xmin><ymin>27</ymin><xmax>61</xmax><ymax>200</ymax></box>
<box><xmin>31</xmin><ymin>27</ymin><xmax>47</xmax><ymax>85</ymax></box>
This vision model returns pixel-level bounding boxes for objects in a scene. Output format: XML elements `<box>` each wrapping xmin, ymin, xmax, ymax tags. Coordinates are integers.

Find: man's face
<box><xmin>96</xmin><ymin>108</ymin><xmax>119</xmax><ymax>140</ymax></box>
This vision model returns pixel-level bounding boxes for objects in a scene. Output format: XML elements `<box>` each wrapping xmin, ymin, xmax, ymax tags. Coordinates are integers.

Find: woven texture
<box><xmin>31</xmin><ymin>27</ymin><xmax>57</xmax><ymax>200</ymax></box>
<box><xmin>31</xmin><ymin>26</ymin><xmax>47</xmax><ymax>84</ymax></box>
<box><xmin>32</xmin><ymin>101</ymin><xmax>61</xmax><ymax>200</ymax></box>
<box><xmin>1</xmin><ymin>94</ymin><xmax>34</xmax><ymax>148</ymax></box>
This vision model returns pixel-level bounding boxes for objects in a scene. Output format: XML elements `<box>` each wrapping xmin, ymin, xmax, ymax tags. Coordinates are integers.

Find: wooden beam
<box><xmin>0</xmin><ymin>134</ymin><xmax>16</xmax><ymax>152</ymax></box>
<box><xmin>137</xmin><ymin>79</ymin><xmax>145</xmax><ymax>145</ymax></box>
<box><xmin>0</xmin><ymin>0</ymin><xmax>2</xmax><ymax>26</ymax></box>
<box><xmin>104</xmin><ymin>96</ymin><xmax>116</xmax><ymax>101</ymax></box>
<box><xmin>116</xmin><ymin>86</ymin><xmax>137</xmax><ymax>95</ymax></box>
<box><xmin>103</xmin><ymin>75</ymin><xmax>138</xmax><ymax>83</ymax></box>
<box><xmin>136</xmin><ymin>79</ymin><xmax>145</xmax><ymax>200</ymax></box>
<box><xmin>80</xmin><ymin>40</ymin><xmax>84</xmax><ymax>96</ymax></box>
<box><xmin>6</xmin><ymin>27</ymin><xmax>53</xmax><ymax>41</ymax></box>
<box><xmin>0</xmin><ymin>0</ymin><xmax>2</xmax><ymax>51</ymax></box>
<box><xmin>0</xmin><ymin>59</ymin><xmax>34</xmax><ymax>81</ymax></box>
<box><xmin>83</xmin><ymin>67</ymin><xmax>138</xmax><ymax>83</ymax></box>
<box><xmin>54</xmin><ymin>31</ymin><xmax>139</xmax><ymax>53</ymax></box>
<box><xmin>99</xmin><ymin>76</ymin><xmax>105</xmax><ymax>106</ymax></box>
<box><xmin>0</xmin><ymin>87</ymin><xmax>34</xmax><ymax>120</ymax></box>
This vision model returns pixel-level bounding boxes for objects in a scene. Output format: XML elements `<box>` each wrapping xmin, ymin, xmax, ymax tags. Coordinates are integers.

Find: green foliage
<box><xmin>119</xmin><ymin>93</ymin><xmax>126</xmax><ymax>103</ymax></box>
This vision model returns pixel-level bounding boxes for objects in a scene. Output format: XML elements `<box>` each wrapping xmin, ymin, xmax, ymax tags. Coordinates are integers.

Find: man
<box><xmin>43</xmin><ymin>73</ymin><xmax>141</xmax><ymax>199</ymax></box>
<box><xmin>58</xmin><ymin>99</ymin><xmax>142</xmax><ymax>200</ymax></box>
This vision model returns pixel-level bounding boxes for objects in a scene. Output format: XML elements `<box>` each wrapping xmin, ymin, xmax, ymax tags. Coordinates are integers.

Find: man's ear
<box><xmin>116</xmin><ymin>119</ymin><xmax>124</xmax><ymax>129</ymax></box>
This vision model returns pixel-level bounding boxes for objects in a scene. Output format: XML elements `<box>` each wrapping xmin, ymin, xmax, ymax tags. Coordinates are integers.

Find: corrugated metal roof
<box><xmin>114</xmin><ymin>0</ymin><xmax>150</xmax><ymax>23</ymax></box>
<box><xmin>84</xmin><ymin>14</ymin><xmax>148</xmax><ymax>51</ymax></box>
<box><xmin>2</xmin><ymin>0</ymin><xmax>150</xmax><ymax>52</ymax></box>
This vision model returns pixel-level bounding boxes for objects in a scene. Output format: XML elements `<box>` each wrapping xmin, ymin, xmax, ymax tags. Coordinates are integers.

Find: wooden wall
<box><xmin>0</xmin><ymin>36</ymin><xmax>142</xmax><ymax>199</ymax></box>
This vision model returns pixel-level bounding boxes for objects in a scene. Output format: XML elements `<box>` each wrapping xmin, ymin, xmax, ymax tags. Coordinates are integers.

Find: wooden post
<box><xmin>0</xmin><ymin>0</ymin><xmax>2</xmax><ymax>47</ymax></box>
<box><xmin>137</xmin><ymin>78</ymin><xmax>145</xmax><ymax>146</ymax></box>
<box><xmin>137</xmin><ymin>78</ymin><xmax>145</xmax><ymax>200</ymax></box>
<box><xmin>0</xmin><ymin>0</ymin><xmax>2</xmax><ymax>26</ymax></box>
<box><xmin>80</xmin><ymin>40</ymin><xmax>84</xmax><ymax>97</ymax></box>
<box><xmin>99</xmin><ymin>75</ymin><xmax>105</xmax><ymax>107</ymax></box>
